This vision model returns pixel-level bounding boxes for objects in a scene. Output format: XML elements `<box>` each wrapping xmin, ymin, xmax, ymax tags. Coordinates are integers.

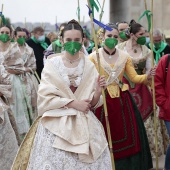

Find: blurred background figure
<box><xmin>149</xmin><ymin>29</ymin><xmax>170</xmax><ymax>64</ymax></box>
<box><xmin>46</xmin><ymin>32</ymin><xmax>58</xmax><ymax>43</ymax></box>
<box><xmin>26</xmin><ymin>26</ymin><xmax>50</xmax><ymax>79</ymax></box>
<box><xmin>116</xmin><ymin>21</ymin><xmax>130</xmax><ymax>43</ymax></box>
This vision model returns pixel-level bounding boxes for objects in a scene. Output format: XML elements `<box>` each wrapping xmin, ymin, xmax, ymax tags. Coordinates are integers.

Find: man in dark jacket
<box><xmin>148</xmin><ymin>29</ymin><xmax>170</xmax><ymax>64</ymax></box>
<box><xmin>26</xmin><ymin>26</ymin><xmax>50</xmax><ymax>79</ymax></box>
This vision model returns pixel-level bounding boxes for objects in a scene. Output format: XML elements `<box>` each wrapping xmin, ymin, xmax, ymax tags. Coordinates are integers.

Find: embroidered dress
<box><xmin>0</xmin><ymin>65</ymin><xmax>18</xmax><ymax>170</ymax></box>
<box><xmin>117</xmin><ymin>41</ymin><xmax>169</xmax><ymax>158</ymax></box>
<box><xmin>0</xmin><ymin>42</ymin><xmax>28</xmax><ymax>139</ymax></box>
<box><xmin>12</xmin><ymin>53</ymin><xmax>112</xmax><ymax>170</ymax></box>
<box><xmin>117</xmin><ymin>42</ymin><xmax>153</xmax><ymax>121</ymax></box>
<box><xmin>89</xmin><ymin>48</ymin><xmax>153</xmax><ymax>170</ymax></box>
<box><xmin>20</xmin><ymin>44</ymin><xmax>38</xmax><ymax>126</ymax></box>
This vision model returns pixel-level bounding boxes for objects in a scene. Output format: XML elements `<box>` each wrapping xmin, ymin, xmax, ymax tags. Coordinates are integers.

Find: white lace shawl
<box><xmin>51</xmin><ymin>56</ymin><xmax>84</xmax><ymax>87</ymax></box>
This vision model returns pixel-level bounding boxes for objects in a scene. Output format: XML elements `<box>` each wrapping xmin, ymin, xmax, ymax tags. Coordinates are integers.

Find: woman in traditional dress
<box><xmin>12</xmin><ymin>20</ymin><xmax>112</xmax><ymax>170</ymax></box>
<box><xmin>14</xmin><ymin>26</ymin><xmax>39</xmax><ymax>132</ymax></box>
<box><xmin>117</xmin><ymin>20</ymin><xmax>169</xmax><ymax>158</ymax></box>
<box><xmin>89</xmin><ymin>23</ymin><xmax>153</xmax><ymax>170</ymax></box>
<box><xmin>0</xmin><ymin>25</ymin><xmax>28</xmax><ymax>140</ymax></box>
<box><xmin>0</xmin><ymin>64</ymin><xmax>18</xmax><ymax>170</ymax></box>
<box><xmin>117</xmin><ymin>20</ymin><xmax>153</xmax><ymax>121</ymax></box>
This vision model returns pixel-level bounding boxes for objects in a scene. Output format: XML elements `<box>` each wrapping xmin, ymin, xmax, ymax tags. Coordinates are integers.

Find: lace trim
<box><xmin>0</xmin><ymin>43</ymin><xmax>20</xmax><ymax>64</ymax></box>
<box><xmin>118</xmin><ymin>42</ymin><xmax>150</xmax><ymax>64</ymax></box>
<box><xmin>92</xmin><ymin>48</ymin><xmax>128</xmax><ymax>86</ymax></box>
<box><xmin>50</xmin><ymin>56</ymin><xmax>84</xmax><ymax>87</ymax></box>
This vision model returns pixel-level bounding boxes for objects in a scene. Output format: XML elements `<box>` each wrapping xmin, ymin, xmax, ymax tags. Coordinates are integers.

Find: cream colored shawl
<box><xmin>0</xmin><ymin>65</ymin><xmax>11</xmax><ymax>123</ymax></box>
<box><xmin>0</xmin><ymin>42</ymin><xmax>25</xmax><ymax>72</ymax></box>
<box><xmin>38</xmin><ymin>54</ymin><xmax>108</xmax><ymax>163</ymax></box>
<box><xmin>22</xmin><ymin>44</ymin><xmax>36</xmax><ymax>72</ymax></box>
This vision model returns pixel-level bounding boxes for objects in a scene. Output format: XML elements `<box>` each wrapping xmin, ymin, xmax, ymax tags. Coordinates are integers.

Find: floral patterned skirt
<box><xmin>9</xmin><ymin>74</ymin><xmax>38</xmax><ymax>139</ymax></box>
<box><xmin>144</xmin><ymin>108</ymin><xmax>170</xmax><ymax>158</ymax></box>
<box><xmin>27</xmin><ymin>123</ymin><xmax>112</xmax><ymax>170</ymax></box>
<box><xmin>0</xmin><ymin>111</ymin><xmax>18</xmax><ymax>170</ymax></box>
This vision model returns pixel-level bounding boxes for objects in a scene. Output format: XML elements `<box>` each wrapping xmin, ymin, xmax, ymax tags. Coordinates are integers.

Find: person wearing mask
<box><xmin>0</xmin><ymin>25</ymin><xmax>25</xmax><ymax>141</ymax></box>
<box><xmin>117</xmin><ymin>20</ymin><xmax>153</xmax><ymax>121</ymax></box>
<box><xmin>155</xmin><ymin>54</ymin><xmax>170</xmax><ymax>170</ymax></box>
<box><xmin>116</xmin><ymin>21</ymin><xmax>130</xmax><ymax>43</ymax></box>
<box><xmin>26</xmin><ymin>26</ymin><xmax>50</xmax><ymax>79</ymax></box>
<box><xmin>44</xmin><ymin>23</ymin><xmax>88</xmax><ymax>61</ymax></box>
<box><xmin>13</xmin><ymin>27</ymin><xmax>39</xmax><ymax>139</ymax></box>
<box><xmin>89</xmin><ymin>23</ymin><xmax>153</xmax><ymax>170</ymax></box>
<box><xmin>12</xmin><ymin>19</ymin><xmax>112</xmax><ymax>170</ymax></box>
<box><xmin>117</xmin><ymin>20</ymin><xmax>169</xmax><ymax>159</ymax></box>
<box><xmin>149</xmin><ymin>29</ymin><xmax>170</xmax><ymax>64</ymax></box>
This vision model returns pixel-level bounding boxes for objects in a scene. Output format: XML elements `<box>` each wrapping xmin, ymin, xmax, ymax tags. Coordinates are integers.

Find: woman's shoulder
<box><xmin>117</xmin><ymin>48</ymin><xmax>130</xmax><ymax>58</ymax></box>
<box><xmin>25</xmin><ymin>43</ymin><xmax>34</xmax><ymax>53</ymax></box>
<box><xmin>88</xmin><ymin>48</ymin><xmax>103</xmax><ymax>62</ymax></box>
<box><xmin>7</xmin><ymin>42</ymin><xmax>20</xmax><ymax>54</ymax></box>
<box><xmin>116</xmin><ymin>41</ymin><xmax>127</xmax><ymax>49</ymax></box>
<box><xmin>42</xmin><ymin>55</ymin><xmax>62</xmax><ymax>75</ymax></box>
<box><xmin>9</xmin><ymin>42</ymin><xmax>18</xmax><ymax>48</ymax></box>
<box><xmin>47</xmin><ymin>54</ymin><xmax>62</xmax><ymax>64</ymax></box>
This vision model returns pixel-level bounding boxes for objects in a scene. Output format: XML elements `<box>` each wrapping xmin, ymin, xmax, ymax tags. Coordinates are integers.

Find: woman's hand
<box><xmin>96</xmin><ymin>75</ymin><xmax>106</xmax><ymax>94</ymax></box>
<box><xmin>67</xmin><ymin>99</ymin><xmax>91</xmax><ymax>113</ymax></box>
<box><xmin>147</xmin><ymin>65</ymin><xmax>157</xmax><ymax>80</ymax></box>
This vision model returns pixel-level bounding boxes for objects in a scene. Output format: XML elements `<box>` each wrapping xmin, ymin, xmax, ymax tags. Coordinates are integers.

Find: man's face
<box><xmin>153</xmin><ymin>35</ymin><xmax>162</xmax><ymax>44</ymax></box>
<box><xmin>34</xmin><ymin>31</ymin><xmax>44</xmax><ymax>39</ymax></box>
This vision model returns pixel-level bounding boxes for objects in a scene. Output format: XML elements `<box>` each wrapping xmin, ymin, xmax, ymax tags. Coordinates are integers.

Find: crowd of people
<box><xmin>0</xmin><ymin>17</ymin><xmax>170</xmax><ymax>170</ymax></box>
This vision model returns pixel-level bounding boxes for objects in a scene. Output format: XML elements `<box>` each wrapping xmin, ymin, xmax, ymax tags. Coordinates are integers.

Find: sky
<box><xmin>1</xmin><ymin>0</ymin><xmax>110</xmax><ymax>24</ymax></box>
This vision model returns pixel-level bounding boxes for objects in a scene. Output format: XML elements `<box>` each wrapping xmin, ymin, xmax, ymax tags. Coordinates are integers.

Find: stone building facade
<box><xmin>110</xmin><ymin>0</ymin><xmax>170</xmax><ymax>37</ymax></box>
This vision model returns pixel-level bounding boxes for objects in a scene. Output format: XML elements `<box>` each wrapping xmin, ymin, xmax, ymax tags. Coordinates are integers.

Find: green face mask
<box><xmin>154</xmin><ymin>41</ymin><xmax>162</xmax><ymax>49</ymax></box>
<box><xmin>105</xmin><ymin>38</ymin><xmax>118</xmax><ymax>49</ymax></box>
<box><xmin>64</xmin><ymin>41</ymin><xmax>82</xmax><ymax>55</ymax></box>
<box><xmin>0</xmin><ymin>34</ymin><xmax>10</xmax><ymax>43</ymax></box>
<box><xmin>119</xmin><ymin>31</ymin><xmax>128</xmax><ymax>40</ymax></box>
<box><xmin>11</xmin><ymin>38</ymin><xmax>15</xmax><ymax>42</ymax></box>
<box><xmin>136</xmin><ymin>36</ymin><xmax>146</xmax><ymax>45</ymax></box>
<box><xmin>17</xmin><ymin>37</ymin><xmax>26</xmax><ymax>45</ymax></box>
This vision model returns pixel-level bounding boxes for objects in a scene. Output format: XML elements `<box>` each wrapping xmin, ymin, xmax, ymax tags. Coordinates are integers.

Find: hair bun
<box><xmin>129</xmin><ymin>19</ymin><xmax>137</xmax><ymax>27</ymax></box>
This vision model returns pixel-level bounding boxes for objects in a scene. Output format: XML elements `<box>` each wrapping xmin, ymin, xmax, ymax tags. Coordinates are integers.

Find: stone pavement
<box><xmin>151</xmin><ymin>155</ymin><xmax>165</xmax><ymax>170</ymax></box>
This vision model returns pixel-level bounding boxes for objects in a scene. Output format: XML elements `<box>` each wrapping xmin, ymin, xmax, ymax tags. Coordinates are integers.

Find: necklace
<box><xmin>133</xmin><ymin>49</ymin><xmax>137</xmax><ymax>53</ymax></box>
<box><xmin>127</xmin><ymin>40</ymin><xmax>139</xmax><ymax>53</ymax></box>
<box><xmin>64</xmin><ymin>56</ymin><xmax>80</xmax><ymax>64</ymax></box>
<box><xmin>103</xmin><ymin>48</ymin><xmax>116</xmax><ymax>59</ymax></box>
